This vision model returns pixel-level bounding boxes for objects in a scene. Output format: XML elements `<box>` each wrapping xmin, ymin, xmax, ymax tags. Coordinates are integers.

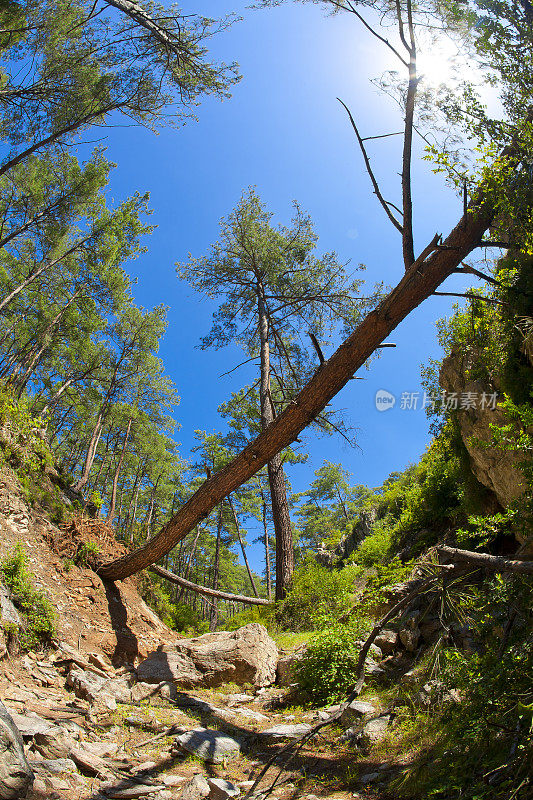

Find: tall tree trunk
<box><xmin>209</xmin><ymin>506</ymin><xmax>223</xmax><ymax>631</ymax></box>
<box><xmin>106</xmin><ymin>417</ymin><xmax>133</xmax><ymax>524</ymax></box>
<box><xmin>73</xmin><ymin>414</ymin><xmax>105</xmax><ymax>492</ymax></box>
<box><xmin>261</xmin><ymin>495</ymin><xmax>273</xmax><ymax>602</ymax></box>
<box><xmin>98</xmin><ymin>196</ymin><xmax>496</xmax><ymax>582</ymax></box>
<box><xmin>257</xmin><ymin>283</ymin><xmax>294</xmax><ymax>600</ymax></box>
<box><xmin>227</xmin><ymin>496</ymin><xmax>259</xmax><ymax>597</ymax></box>
<box><xmin>177</xmin><ymin>527</ymin><xmax>202</xmax><ymax>602</ymax></box>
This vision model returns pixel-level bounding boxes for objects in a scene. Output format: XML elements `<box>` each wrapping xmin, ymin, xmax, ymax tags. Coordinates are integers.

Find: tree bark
<box><xmin>438</xmin><ymin>545</ymin><xmax>533</xmax><ymax>575</ymax></box>
<box><xmin>97</xmin><ymin>198</ymin><xmax>496</xmax><ymax>582</ymax></box>
<box><xmin>209</xmin><ymin>505</ymin><xmax>223</xmax><ymax>631</ymax></box>
<box><xmin>262</xmin><ymin>498</ymin><xmax>273</xmax><ymax>602</ymax></box>
<box><xmin>257</xmin><ymin>282</ymin><xmax>294</xmax><ymax>600</ymax></box>
<box><xmin>150</xmin><ymin>564</ymin><xmax>271</xmax><ymax>605</ymax></box>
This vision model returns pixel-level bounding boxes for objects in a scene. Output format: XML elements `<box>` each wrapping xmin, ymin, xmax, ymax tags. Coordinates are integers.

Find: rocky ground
<box><xmin>1</xmin><ymin>638</ymin><xmax>404</xmax><ymax>800</ymax></box>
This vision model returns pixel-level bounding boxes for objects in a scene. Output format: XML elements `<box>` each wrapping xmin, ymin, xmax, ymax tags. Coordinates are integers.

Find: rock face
<box><xmin>316</xmin><ymin>508</ymin><xmax>379</xmax><ymax>567</ymax></box>
<box><xmin>0</xmin><ymin>701</ymin><xmax>34</xmax><ymax>799</ymax></box>
<box><xmin>440</xmin><ymin>349</ymin><xmax>525</xmax><ymax>515</ymax></box>
<box><xmin>137</xmin><ymin>624</ymin><xmax>278</xmax><ymax>689</ymax></box>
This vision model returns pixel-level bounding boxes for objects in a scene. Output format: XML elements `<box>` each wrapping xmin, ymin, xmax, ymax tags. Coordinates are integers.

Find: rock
<box><xmin>66</xmin><ymin>667</ymin><xmax>131</xmax><ymax>708</ymax></box>
<box><xmin>138</xmin><ymin>624</ymin><xmax>278</xmax><ymax>689</ymax></box>
<box><xmin>207</xmin><ymin>778</ymin><xmax>240</xmax><ymax>800</ymax></box>
<box><xmin>340</xmin><ymin>700</ymin><xmax>376</xmax><ymax>727</ymax></box>
<box><xmin>261</xmin><ymin>724</ymin><xmax>312</xmax><ymax>740</ymax></box>
<box><xmin>419</xmin><ymin>618</ymin><xmax>442</xmax><ymax>643</ymax></box>
<box><xmin>130</xmin><ymin>682</ymin><xmax>160</xmax><ymax>703</ymax></box>
<box><xmin>364</xmin><ymin>659</ymin><xmax>387</xmax><ymax>681</ymax></box>
<box><xmin>33</xmin><ymin>729</ymin><xmax>73</xmax><ymax>759</ymax></box>
<box><xmin>398</xmin><ymin>628</ymin><xmax>420</xmax><ymax>653</ymax></box>
<box><xmin>358</xmin><ymin>772</ymin><xmax>380</xmax><ymax>784</ymax></box>
<box><xmin>276</xmin><ymin>652</ymin><xmax>303</xmax><ymax>687</ymax></box>
<box><xmin>162</xmin><ymin>775</ymin><xmax>185</xmax><ymax>787</ymax></box>
<box><xmin>418</xmin><ymin>680</ymin><xmax>460</xmax><ymax>708</ymax></box>
<box><xmin>179</xmin><ymin>774</ymin><xmax>211</xmax><ymax>800</ymax></box>
<box><xmin>362</xmin><ymin>715</ymin><xmax>392</xmax><ymax>744</ymax></box>
<box><xmin>316</xmin><ymin>508</ymin><xmax>379</xmax><ymax>567</ymax></box>
<box><xmin>228</xmin><ymin>708</ymin><xmax>269</xmax><ymax>722</ymax></box>
<box><xmin>225</xmin><ymin>693</ymin><xmax>254</xmax><ymax>705</ymax></box>
<box><xmin>103</xmin><ymin>785</ymin><xmax>166</xmax><ymax>798</ymax></box>
<box><xmin>356</xmin><ymin>641</ymin><xmax>382</xmax><ymax>660</ymax></box>
<box><xmin>0</xmin><ymin>583</ymin><xmax>21</xmax><ymax>627</ymax></box>
<box><xmin>3</xmin><ymin>710</ymin><xmax>55</xmax><ymax>738</ymax></box>
<box><xmin>158</xmin><ymin>681</ymin><xmax>179</xmax><ymax>701</ymax></box>
<box><xmin>31</xmin><ymin>758</ymin><xmax>77</xmax><ymax>775</ymax></box>
<box><xmin>373</xmin><ymin>630</ymin><xmax>398</xmax><ymax>654</ymax></box>
<box><xmin>89</xmin><ymin>652</ymin><xmax>114</xmax><ymax>673</ymax></box>
<box><xmin>69</xmin><ymin>746</ymin><xmax>112</xmax><ymax>777</ymax></box>
<box><xmin>0</xmin><ymin>701</ymin><xmax>34</xmax><ymax>799</ymax></box>
<box><xmin>174</xmin><ymin>729</ymin><xmax>241</xmax><ymax>764</ymax></box>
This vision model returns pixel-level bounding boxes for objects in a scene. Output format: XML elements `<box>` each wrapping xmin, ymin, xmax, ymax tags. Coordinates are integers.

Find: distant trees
<box><xmin>294</xmin><ymin>462</ymin><xmax>372</xmax><ymax>554</ymax></box>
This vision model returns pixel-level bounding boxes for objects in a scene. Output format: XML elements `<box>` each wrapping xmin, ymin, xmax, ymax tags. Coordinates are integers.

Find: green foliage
<box><xmin>74</xmin><ymin>540</ymin><xmax>101</xmax><ymax>567</ymax></box>
<box><xmin>394</xmin><ymin>573</ymin><xmax>533</xmax><ymax>800</ymax></box>
<box><xmin>0</xmin><ymin>544</ymin><xmax>56</xmax><ymax>650</ymax></box>
<box><xmin>222</xmin><ymin>604</ymin><xmax>277</xmax><ymax>632</ymax></box>
<box><xmin>295</xmin><ymin>621</ymin><xmax>367</xmax><ymax>705</ymax></box>
<box><xmin>276</xmin><ymin>557</ymin><xmax>359</xmax><ymax>631</ymax></box>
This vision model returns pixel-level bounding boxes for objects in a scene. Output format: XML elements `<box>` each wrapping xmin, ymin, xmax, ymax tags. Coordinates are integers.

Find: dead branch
<box><xmin>149</xmin><ymin>563</ymin><xmax>270</xmax><ymax>605</ymax></box>
<box><xmin>337</xmin><ymin>98</ymin><xmax>404</xmax><ymax>234</ymax></box>
<box><xmin>438</xmin><ymin>546</ymin><xmax>533</xmax><ymax>575</ymax></box>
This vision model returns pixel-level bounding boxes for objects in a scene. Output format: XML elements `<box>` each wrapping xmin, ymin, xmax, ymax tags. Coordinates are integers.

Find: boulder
<box><xmin>276</xmin><ymin>651</ymin><xmax>303</xmax><ymax>687</ymax></box>
<box><xmin>340</xmin><ymin>700</ymin><xmax>376</xmax><ymax>727</ymax></box>
<box><xmin>399</xmin><ymin>628</ymin><xmax>420</xmax><ymax>653</ymax></box>
<box><xmin>67</xmin><ymin>668</ymin><xmax>117</xmax><ymax>710</ymax></box>
<box><xmin>207</xmin><ymin>778</ymin><xmax>240</xmax><ymax>800</ymax></box>
<box><xmin>362</xmin><ymin>714</ymin><xmax>392</xmax><ymax>744</ymax></box>
<box><xmin>0</xmin><ymin>701</ymin><xmax>34</xmax><ymax>799</ymax></box>
<box><xmin>33</xmin><ymin>729</ymin><xmax>73</xmax><ymax>759</ymax></box>
<box><xmin>180</xmin><ymin>775</ymin><xmax>211</xmax><ymax>800</ymax></box>
<box><xmin>174</xmin><ymin>729</ymin><xmax>241</xmax><ymax>764</ymax></box>
<box><xmin>373</xmin><ymin>630</ymin><xmax>398</xmax><ymax>654</ymax></box>
<box><xmin>137</xmin><ymin>624</ymin><xmax>278</xmax><ymax>689</ymax></box>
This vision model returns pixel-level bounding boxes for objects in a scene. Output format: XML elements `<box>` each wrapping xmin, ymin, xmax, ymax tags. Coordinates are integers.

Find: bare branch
<box><xmin>338</xmin><ymin>98</ymin><xmax>404</xmax><ymax>235</ymax></box>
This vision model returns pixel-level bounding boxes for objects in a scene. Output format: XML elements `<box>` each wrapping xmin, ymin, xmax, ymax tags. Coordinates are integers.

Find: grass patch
<box><xmin>0</xmin><ymin>543</ymin><xmax>56</xmax><ymax>650</ymax></box>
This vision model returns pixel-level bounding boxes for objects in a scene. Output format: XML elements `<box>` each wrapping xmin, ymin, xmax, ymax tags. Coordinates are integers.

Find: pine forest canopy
<box><xmin>0</xmin><ymin>0</ymin><xmax>530</xmax><ymax>608</ymax></box>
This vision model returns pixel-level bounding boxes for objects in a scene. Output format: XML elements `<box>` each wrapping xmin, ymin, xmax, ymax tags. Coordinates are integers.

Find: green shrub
<box><xmin>296</xmin><ymin>621</ymin><xmax>367</xmax><ymax>704</ymax></box>
<box><xmin>0</xmin><ymin>544</ymin><xmax>56</xmax><ymax>650</ymax></box>
<box><xmin>74</xmin><ymin>541</ymin><xmax>101</xmax><ymax>567</ymax></box>
<box><xmin>223</xmin><ymin>604</ymin><xmax>276</xmax><ymax>632</ymax></box>
<box><xmin>276</xmin><ymin>557</ymin><xmax>359</xmax><ymax>631</ymax></box>
<box><xmin>352</xmin><ymin>523</ymin><xmax>394</xmax><ymax>566</ymax></box>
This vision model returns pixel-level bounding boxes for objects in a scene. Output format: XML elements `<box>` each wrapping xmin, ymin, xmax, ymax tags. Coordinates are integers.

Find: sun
<box><xmin>417</xmin><ymin>34</ymin><xmax>470</xmax><ymax>89</ymax></box>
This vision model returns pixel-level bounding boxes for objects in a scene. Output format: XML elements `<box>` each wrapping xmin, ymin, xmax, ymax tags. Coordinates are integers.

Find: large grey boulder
<box><xmin>173</xmin><ymin>729</ymin><xmax>241</xmax><ymax>764</ymax></box>
<box><xmin>0</xmin><ymin>701</ymin><xmax>34</xmax><ymax>799</ymax></box>
<box><xmin>137</xmin><ymin>624</ymin><xmax>278</xmax><ymax>688</ymax></box>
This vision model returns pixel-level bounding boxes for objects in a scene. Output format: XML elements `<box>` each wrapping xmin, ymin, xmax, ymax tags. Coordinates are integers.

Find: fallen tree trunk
<box><xmin>149</xmin><ymin>564</ymin><xmax>271</xmax><ymax>605</ymax></box>
<box><xmin>438</xmin><ymin>545</ymin><xmax>533</xmax><ymax>575</ymax></box>
<box><xmin>98</xmin><ymin>199</ymin><xmax>495</xmax><ymax>581</ymax></box>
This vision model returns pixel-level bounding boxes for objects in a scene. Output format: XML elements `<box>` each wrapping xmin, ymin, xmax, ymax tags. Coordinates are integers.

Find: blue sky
<box><xmin>95</xmin><ymin>1</ymin><xmax>482</xmax><ymax>567</ymax></box>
